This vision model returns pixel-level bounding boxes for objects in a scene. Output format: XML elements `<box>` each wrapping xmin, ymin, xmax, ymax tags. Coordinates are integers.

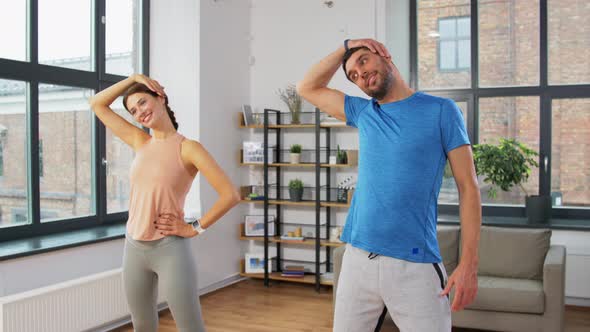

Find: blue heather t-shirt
<box><xmin>341</xmin><ymin>92</ymin><xmax>470</xmax><ymax>263</ymax></box>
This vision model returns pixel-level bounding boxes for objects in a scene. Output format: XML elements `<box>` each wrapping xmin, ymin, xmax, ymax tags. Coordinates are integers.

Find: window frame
<box><xmin>0</xmin><ymin>0</ymin><xmax>150</xmax><ymax>242</ymax></box>
<box><xmin>437</xmin><ymin>16</ymin><xmax>471</xmax><ymax>73</ymax></box>
<box><xmin>0</xmin><ymin>143</ymin><xmax>3</xmax><ymax>177</ymax></box>
<box><xmin>411</xmin><ymin>0</ymin><xmax>590</xmax><ymax>220</ymax></box>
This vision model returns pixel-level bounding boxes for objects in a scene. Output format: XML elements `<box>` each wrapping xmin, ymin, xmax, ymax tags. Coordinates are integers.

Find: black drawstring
<box><xmin>368</xmin><ymin>252</ymin><xmax>380</xmax><ymax>260</ymax></box>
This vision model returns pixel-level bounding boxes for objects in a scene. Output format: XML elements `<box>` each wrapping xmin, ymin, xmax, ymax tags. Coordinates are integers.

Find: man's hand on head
<box><xmin>347</xmin><ymin>39</ymin><xmax>391</xmax><ymax>59</ymax></box>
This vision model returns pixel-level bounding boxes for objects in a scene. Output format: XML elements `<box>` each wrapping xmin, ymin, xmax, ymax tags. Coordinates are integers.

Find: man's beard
<box><xmin>366</xmin><ymin>71</ymin><xmax>394</xmax><ymax>100</ymax></box>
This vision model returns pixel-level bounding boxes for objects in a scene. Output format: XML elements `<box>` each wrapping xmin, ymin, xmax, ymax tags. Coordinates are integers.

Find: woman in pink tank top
<box><xmin>89</xmin><ymin>74</ymin><xmax>240</xmax><ymax>331</ymax></box>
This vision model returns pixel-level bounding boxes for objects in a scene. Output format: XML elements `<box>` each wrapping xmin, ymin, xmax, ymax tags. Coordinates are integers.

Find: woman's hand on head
<box><xmin>132</xmin><ymin>74</ymin><xmax>167</xmax><ymax>97</ymax></box>
<box><xmin>154</xmin><ymin>212</ymin><xmax>197</xmax><ymax>238</ymax></box>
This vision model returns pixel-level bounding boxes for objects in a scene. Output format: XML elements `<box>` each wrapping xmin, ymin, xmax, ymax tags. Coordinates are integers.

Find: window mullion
<box><xmin>27</xmin><ymin>81</ymin><xmax>40</xmax><ymax>227</ymax></box>
<box><xmin>471</xmin><ymin>0</ymin><xmax>478</xmax><ymax>90</ymax></box>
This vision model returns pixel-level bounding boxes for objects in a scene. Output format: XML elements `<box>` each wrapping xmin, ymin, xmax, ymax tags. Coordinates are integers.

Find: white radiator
<box><xmin>0</xmin><ymin>269</ymin><xmax>132</xmax><ymax>332</ymax></box>
<box><xmin>0</xmin><ymin>268</ymin><xmax>242</xmax><ymax>332</ymax></box>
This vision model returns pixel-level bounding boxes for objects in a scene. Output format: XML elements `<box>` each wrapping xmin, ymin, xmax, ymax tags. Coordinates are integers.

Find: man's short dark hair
<box><xmin>342</xmin><ymin>46</ymin><xmax>370</xmax><ymax>81</ymax></box>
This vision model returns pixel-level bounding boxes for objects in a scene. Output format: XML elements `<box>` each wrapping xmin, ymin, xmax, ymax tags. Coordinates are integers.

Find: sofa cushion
<box><xmin>464</xmin><ymin>276</ymin><xmax>544</xmax><ymax>314</ymax></box>
<box><xmin>478</xmin><ymin>226</ymin><xmax>551</xmax><ymax>280</ymax></box>
<box><xmin>437</xmin><ymin>226</ymin><xmax>460</xmax><ymax>274</ymax></box>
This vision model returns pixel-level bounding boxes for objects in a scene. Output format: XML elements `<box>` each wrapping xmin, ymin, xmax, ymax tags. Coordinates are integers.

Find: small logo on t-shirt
<box><xmin>412</xmin><ymin>248</ymin><xmax>419</xmax><ymax>254</ymax></box>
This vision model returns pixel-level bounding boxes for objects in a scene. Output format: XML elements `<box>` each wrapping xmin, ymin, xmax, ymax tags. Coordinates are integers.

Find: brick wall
<box><xmin>418</xmin><ymin>0</ymin><xmax>589</xmax><ymax>206</ymax></box>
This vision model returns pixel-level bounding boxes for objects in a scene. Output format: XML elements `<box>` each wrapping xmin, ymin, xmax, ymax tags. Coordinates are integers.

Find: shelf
<box><xmin>240</xmin><ymin>198</ymin><xmax>350</xmax><ymax>208</ymax></box>
<box><xmin>240</xmin><ymin>162</ymin><xmax>356</xmax><ymax>168</ymax></box>
<box><xmin>237</xmin><ymin>112</ymin><xmax>350</xmax><ymax>129</ymax></box>
<box><xmin>281</xmin><ymin>221</ymin><xmax>327</xmax><ymax>226</ymax></box>
<box><xmin>239</xmin><ymin>271</ymin><xmax>333</xmax><ymax>286</ymax></box>
<box><xmin>238</xmin><ymin>149</ymin><xmax>358</xmax><ymax>168</ymax></box>
<box><xmin>239</xmin><ymin>185</ymin><xmax>354</xmax><ymax>208</ymax></box>
<box><xmin>239</xmin><ymin>224</ymin><xmax>345</xmax><ymax>248</ymax></box>
<box><xmin>239</xmin><ymin>259</ymin><xmax>333</xmax><ymax>286</ymax></box>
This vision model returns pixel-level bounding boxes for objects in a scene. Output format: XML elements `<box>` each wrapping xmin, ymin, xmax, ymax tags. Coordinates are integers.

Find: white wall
<box><xmin>0</xmin><ymin>239</ymin><xmax>125</xmax><ymax>296</ymax></box>
<box><xmin>195</xmin><ymin>0</ymin><xmax>250</xmax><ymax>288</ymax></box>
<box><xmin>150</xmin><ymin>0</ymin><xmax>200</xmax><ymax>219</ymax></box>
<box><xmin>551</xmin><ymin>230</ymin><xmax>590</xmax><ymax>304</ymax></box>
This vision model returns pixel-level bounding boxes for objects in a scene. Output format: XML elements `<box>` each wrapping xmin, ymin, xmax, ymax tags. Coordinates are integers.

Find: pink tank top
<box><xmin>126</xmin><ymin>132</ymin><xmax>195</xmax><ymax>240</ymax></box>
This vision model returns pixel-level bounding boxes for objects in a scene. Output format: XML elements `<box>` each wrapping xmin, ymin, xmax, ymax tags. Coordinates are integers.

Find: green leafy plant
<box><xmin>288</xmin><ymin>178</ymin><xmax>304</xmax><ymax>190</ymax></box>
<box><xmin>473</xmin><ymin>138</ymin><xmax>538</xmax><ymax>199</ymax></box>
<box><xmin>290</xmin><ymin>144</ymin><xmax>302</xmax><ymax>154</ymax></box>
<box><xmin>336</xmin><ymin>145</ymin><xmax>348</xmax><ymax>164</ymax></box>
<box><xmin>277</xmin><ymin>84</ymin><xmax>302</xmax><ymax>124</ymax></box>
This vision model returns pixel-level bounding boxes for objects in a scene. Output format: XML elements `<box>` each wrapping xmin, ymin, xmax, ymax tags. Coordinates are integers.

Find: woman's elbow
<box><xmin>88</xmin><ymin>97</ymin><xmax>97</xmax><ymax>109</ymax></box>
<box><xmin>88</xmin><ymin>97</ymin><xmax>103</xmax><ymax>112</ymax></box>
<box><xmin>227</xmin><ymin>187</ymin><xmax>241</xmax><ymax>207</ymax></box>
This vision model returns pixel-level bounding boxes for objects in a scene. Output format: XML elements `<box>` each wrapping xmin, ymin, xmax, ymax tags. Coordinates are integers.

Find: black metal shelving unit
<box><xmin>237</xmin><ymin>108</ymin><xmax>355</xmax><ymax>291</ymax></box>
<box><xmin>262</xmin><ymin>108</ymin><xmax>339</xmax><ymax>291</ymax></box>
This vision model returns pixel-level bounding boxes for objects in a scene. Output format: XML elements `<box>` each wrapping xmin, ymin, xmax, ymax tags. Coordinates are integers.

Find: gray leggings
<box><xmin>122</xmin><ymin>234</ymin><xmax>206</xmax><ymax>332</ymax></box>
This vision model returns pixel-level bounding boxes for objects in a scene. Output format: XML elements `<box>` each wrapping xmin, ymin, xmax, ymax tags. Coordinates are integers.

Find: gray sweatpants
<box><xmin>122</xmin><ymin>234</ymin><xmax>206</xmax><ymax>332</ymax></box>
<box><xmin>334</xmin><ymin>244</ymin><xmax>451</xmax><ymax>332</ymax></box>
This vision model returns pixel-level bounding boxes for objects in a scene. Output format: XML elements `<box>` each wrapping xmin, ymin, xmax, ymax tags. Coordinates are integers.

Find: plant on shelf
<box><xmin>473</xmin><ymin>138</ymin><xmax>548</xmax><ymax>223</ymax></box>
<box><xmin>277</xmin><ymin>84</ymin><xmax>302</xmax><ymax>124</ymax></box>
<box><xmin>290</xmin><ymin>144</ymin><xmax>302</xmax><ymax>164</ymax></box>
<box><xmin>336</xmin><ymin>145</ymin><xmax>348</xmax><ymax>164</ymax></box>
<box><xmin>288</xmin><ymin>178</ymin><xmax>304</xmax><ymax>202</ymax></box>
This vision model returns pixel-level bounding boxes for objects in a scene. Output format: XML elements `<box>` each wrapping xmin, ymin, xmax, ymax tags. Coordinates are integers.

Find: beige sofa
<box><xmin>332</xmin><ymin>226</ymin><xmax>566</xmax><ymax>332</ymax></box>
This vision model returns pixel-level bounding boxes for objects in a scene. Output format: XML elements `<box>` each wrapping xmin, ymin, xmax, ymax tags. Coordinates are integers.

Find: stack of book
<box><xmin>281</xmin><ymin>265</ymin><xmax>305</xmax><ymax>278</ymax></box>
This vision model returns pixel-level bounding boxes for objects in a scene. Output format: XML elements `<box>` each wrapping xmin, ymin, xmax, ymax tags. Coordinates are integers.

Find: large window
<box><xmin>106</xmin><ymin>96</ymin><xmax>141</xmax><ymax>214</ymax></box>
<box><xmin>438</xmin><ymin>17</ymin><xmax>470</xmax><ymax>72</ymax></box>
<box><xmin>0</xmin><ymin>79</ymin><xmax>28</xmax><ymax>228</ymax></box>
<box><xmin>548</xmin><ymin>0</ymin><xmax>590</xmax><ymax>85</ymax></box>
<box><xmin>418</xmin><ymin>0</ymin><xmax>471</xmax><ymax>89</ymax></box>
<box><xmin>0</xmin><ymin>144</ymin><xmax>3</xmax><ymax>177</ymax></box>
<box><xmin>0</xmin><ymin>0</ymin><xmax>149</xmax><ymax>241</ymax></box>
<box><xmin>39</xmin><ymin>84</ymin><xmax>94</xmax><ymax>222</ymax></box>
<box><xmin>479</xmin><ymin>0</ymin><xmax>539</xmax><ymax>87</ymax></box>
<box><xmin>106</xmin><ymin>0</ymin><xmax>144</xmax><ymax>76</ymax></box>
<box><xmin>551</xmin><ymin>99</ymin><xmax>590</xmax><ymax>208</ymax></box>
<box><xmin>478</xmin><ymin>96</ymin><xmax>540</xmax><ymax>205</ymax></box>
<box><xmin>413</xmin><ymin>0</ymin><xmax>590</xmax><ymax>219</ymax></box>
<box><xmin>39</xmin><ymin>0</ymin><xmax>93</xmax><ymax>71</ymax></box>
<box><xmin>0</xmin><ymin>0</ymin><xmax>27</xmax><ymax>61</ymax></box>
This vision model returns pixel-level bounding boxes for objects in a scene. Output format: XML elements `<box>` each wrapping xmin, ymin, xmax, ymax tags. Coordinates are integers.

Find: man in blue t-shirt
<box><xmin>297</xmin><ymin>39</ymin><xmax>482</xmax><ymax>331</ymax></box>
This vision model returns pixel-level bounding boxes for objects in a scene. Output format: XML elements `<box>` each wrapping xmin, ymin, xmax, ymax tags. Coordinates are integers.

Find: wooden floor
<box><xmin>113</xmin><ymin>279</ymin><xmax>590</xmax><ymax>332</ymax></box>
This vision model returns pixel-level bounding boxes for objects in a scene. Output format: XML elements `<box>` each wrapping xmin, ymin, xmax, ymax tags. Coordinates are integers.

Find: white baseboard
<box><xmin>566</xmin><ymin>297</ymin><xmax>590</xmax><ymax>307</ymax></box>
<box><xmin>90</xmin><ymin>273</ymin><xmax>245</xmax><ymax>332</ymax></box>
<box><xmin>199</xmin><ymin>273</ymin><xmax>245</xmax><ymax>296</ymax></box>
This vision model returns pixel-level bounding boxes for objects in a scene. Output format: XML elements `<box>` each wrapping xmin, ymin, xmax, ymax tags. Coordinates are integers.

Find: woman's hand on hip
<box><xmin>154</xmin><ymin>213</ymin><xmax>197</xmax><ymax>238</ymax></box>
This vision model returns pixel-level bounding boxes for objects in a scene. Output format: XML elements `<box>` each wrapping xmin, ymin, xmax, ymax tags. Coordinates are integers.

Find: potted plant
<box><xmin>473</xmin><ymin>138</ymin><xmax>550</xmax><ymax>223</ymax></box>
<box><xmin>288</xmin><ymin>178</ymin><xmax>304</xmax><ymax>202</ymax></box>
<box><xmin>336</xmin><ymin>145</ymin><xmax>348</xmax><ymax>164</ymax></box>
<box><xmin>290</xmin><ymin>144</ymin><xmax>302</xmax><ymax>164</ymax></box>
<box><xmin>277</xmin><ymin>84</ymin><xmax>302</xmax><ymax>124</ymax></box>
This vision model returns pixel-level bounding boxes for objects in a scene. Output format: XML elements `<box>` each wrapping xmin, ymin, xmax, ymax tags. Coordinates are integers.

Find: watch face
<box><xmin>192</xmin><ymin>220</ymin><xmax>205</xmax><ymax>233</ymax></box>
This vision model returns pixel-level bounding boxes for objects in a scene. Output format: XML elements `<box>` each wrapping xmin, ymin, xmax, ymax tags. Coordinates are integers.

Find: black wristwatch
<box><xmin>191</xmin><ymin>219</ymin><xmax>206</xmax><ymax>235</ymax></box>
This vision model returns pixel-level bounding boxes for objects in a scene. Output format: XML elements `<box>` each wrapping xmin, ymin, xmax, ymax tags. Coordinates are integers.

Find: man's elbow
<box><xmin>457</xmin><ymin>179</ymin><xmax>480</xmax><ymax>198</ymax></box>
